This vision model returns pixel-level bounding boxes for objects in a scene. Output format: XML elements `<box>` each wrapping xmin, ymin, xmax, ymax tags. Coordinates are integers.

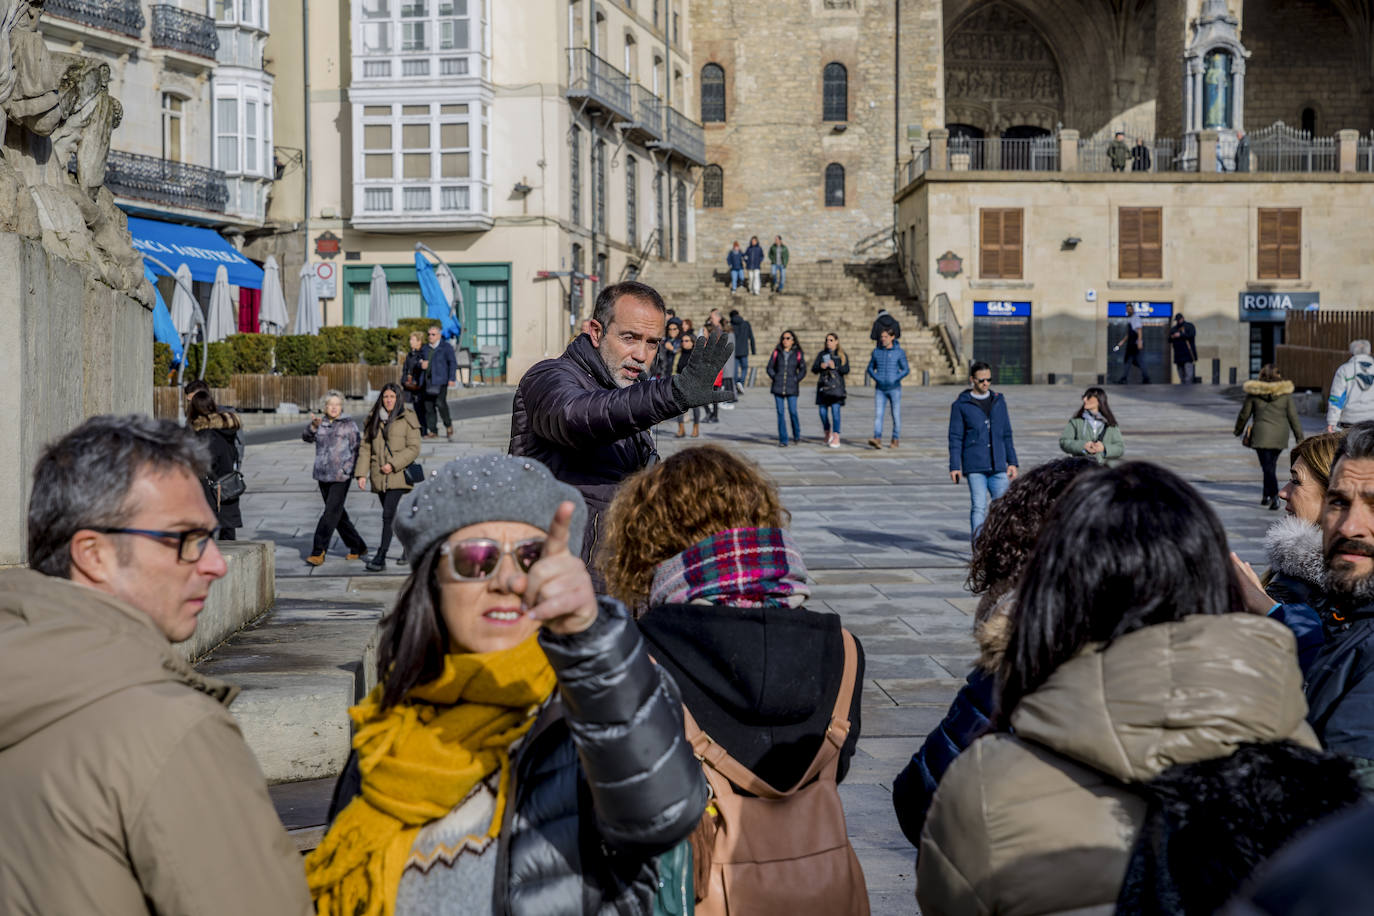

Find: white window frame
<box><xmin>354</xmin><ymin>0</ymin><xmax>484</xmax><ymax>82</ymax></box>
<box><xmin>353</xmin><ymin>97</ymin><xmax>488</xmax><ymax>219</ymax></box>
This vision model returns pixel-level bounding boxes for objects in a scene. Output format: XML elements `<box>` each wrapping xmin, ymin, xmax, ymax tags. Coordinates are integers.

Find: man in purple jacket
<box><xmin>509</xmin><ymin>281</ymin><xmax>732</xmax><ymax>574</ymax></box>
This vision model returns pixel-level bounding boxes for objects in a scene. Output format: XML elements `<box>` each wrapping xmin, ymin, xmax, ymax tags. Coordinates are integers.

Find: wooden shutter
<box><xmin>1000</xmin><ymin>209</ymin><xmax>1023</xmax><ymax>279</ymax></box>
<box><xmin>1119</xmin><ymin>208</ymin><xmax>1141</xmax><ymax>279</ymax></box>
<box><xmin>980</xmin><ymin>209</ymin><xmax>1001</xmax><ymax>278</ymax></box>
<box><xmin>1258</xmin><ymin>208</ymin><xmax>1300</xmax><ymax>279</ymax></box>
<box><xmin>1139</xmin><ymin>207</ymin><xmax>1162</xmax><ymax>278</ymax></box>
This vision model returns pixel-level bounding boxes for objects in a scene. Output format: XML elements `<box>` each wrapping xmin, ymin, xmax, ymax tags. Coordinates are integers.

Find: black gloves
<box><xmin>671</xmin><ymin>330</ymin><xmax>734</xmax><ymax>409</ymax></box>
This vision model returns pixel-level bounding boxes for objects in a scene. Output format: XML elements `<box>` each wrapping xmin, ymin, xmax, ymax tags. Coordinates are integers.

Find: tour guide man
<box><xmin>510</xmin><ymin>280</ymin><xmax>732</xmax><ymax>570</ymax></box>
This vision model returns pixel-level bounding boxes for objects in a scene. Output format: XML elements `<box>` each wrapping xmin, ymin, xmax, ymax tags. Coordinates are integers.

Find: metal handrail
<box><xmin>932</xmin><ymin>292</ymin><xmax>962</xmax><ymax>370</ymax></box>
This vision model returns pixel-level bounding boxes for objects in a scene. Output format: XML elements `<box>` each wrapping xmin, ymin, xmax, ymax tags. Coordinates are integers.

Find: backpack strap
<box><xmin>683</xmin><ymin>629</ymin><xmax>858</xmax><ymax>800</ymax></box>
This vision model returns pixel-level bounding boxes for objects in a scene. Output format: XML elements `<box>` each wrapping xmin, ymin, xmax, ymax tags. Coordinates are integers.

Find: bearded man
<box><xmin>510</xmin><ymin>281</ymin><xmax>731</xmax><ymax>575</ymax></box>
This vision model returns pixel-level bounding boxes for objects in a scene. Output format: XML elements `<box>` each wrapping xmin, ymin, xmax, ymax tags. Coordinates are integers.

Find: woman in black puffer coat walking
<box><xmin>187</xmin><ymin>390</ymin><xmax>243</xmax><ymax>540</ymax></box>
<box><xmin>767</xmin><ymin>329</ymin><xmax>806</xmax><ymax>447</ymax></box>
<box><xmin>813</xmin><ymin>332</ymin><xmax>849</xmax><ymax>448</ymax></box>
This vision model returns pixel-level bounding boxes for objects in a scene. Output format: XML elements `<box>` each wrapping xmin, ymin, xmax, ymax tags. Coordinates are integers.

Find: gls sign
<box><xmin>1239</xmin><ymin>291</ymin><xmax>1319</xmax><ymax>322</ymax></box>
<box><xmin>973</xmin><ymin>300</ymin><xmax>1032</xmax><ymax>318</ymax></box>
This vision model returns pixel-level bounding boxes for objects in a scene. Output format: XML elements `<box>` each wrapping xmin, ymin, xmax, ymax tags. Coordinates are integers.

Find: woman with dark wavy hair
<box><xmin>1059</xmin><ymin>386</ymin><xmax>1125</xmax><ymax>466</ymax></box>
<box><xmin>892</xmin><ymin>456</ymin><xmax>1098</xmax><ymax>848</ymax></box>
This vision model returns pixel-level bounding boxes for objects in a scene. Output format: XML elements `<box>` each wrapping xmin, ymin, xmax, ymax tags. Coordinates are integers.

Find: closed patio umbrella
<box><xmin>367</xmin><ymin>264</ymin><xmax>391</xmax><ymax>329</ymax></box>
<box><xmin>205</xmin><ymin>265</ymin><xmax>236</xmax><ymax>342</ymax></box>
<box><xmin>258</xmin><ymin>255</ymin><xmax>289</xmax><ymax>334</ymax></box>
<box><xmin>169</xmin><ymin>263</ymin><xmax>197</xmax><ymax>338</ymax></box>
<box><xmin>293</xmin><ymin>264</ymin><xmax>321</xmax><ymax>335</ymax></box>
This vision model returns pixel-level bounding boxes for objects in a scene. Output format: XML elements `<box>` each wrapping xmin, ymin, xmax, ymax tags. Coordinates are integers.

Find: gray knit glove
<box><xmin>670</xmin><ymin>330</ymin><xmax>734</xmax><ymax>409</ymax></box>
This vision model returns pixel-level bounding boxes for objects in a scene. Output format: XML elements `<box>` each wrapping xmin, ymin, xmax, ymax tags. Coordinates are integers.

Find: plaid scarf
<box><xmin>649</xmin><ymin>527</ymin><xmax>811</xmax><ymax>608</ymax></box>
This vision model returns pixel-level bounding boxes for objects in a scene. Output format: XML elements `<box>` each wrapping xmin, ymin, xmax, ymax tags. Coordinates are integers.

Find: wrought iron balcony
<box><xmin>663</xmin><ymin>106</ymin><xmax>706</xmax><ymax>166</ymax></box>
<box><xmin>566</xmin><ymin>48</ymin><xmax>633</xmax><ymax>121</ymax></box>
<box><xmin>105</xmin><ymin>150</ymin><xmax>229</xmax><ymax>212</ymax></box>
<box><xmin>150</xmin><ymin>5</ymin><xmax>219</xmax><ymax>58</ymax></box>
<box><xmin>44</xmin><ymin>0</ymin><xmax>144</xmax><ymax>38</ymax></box>
<box><xmin>624</xmin><ymin>84</ymin><xmax>663</xmax><ymax>141</ymax></box>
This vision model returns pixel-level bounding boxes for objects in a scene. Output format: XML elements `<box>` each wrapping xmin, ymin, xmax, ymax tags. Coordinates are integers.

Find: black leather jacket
<box><xmin>328</xmin><ymin>598</ymin><xmax>708</xmax><ymax>915</ymax></box>
<box><xmin>509</xmin><ymin>334</ymin><xmax>683</xmax><ymax>566</ymax></box>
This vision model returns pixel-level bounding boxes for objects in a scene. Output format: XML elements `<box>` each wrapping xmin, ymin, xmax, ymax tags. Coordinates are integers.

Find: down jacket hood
<box><xmin>1011</xmin><ymin>614</ymin><xmax>1317</xmax><ymax>785</ymax></box>
<box><xmin>189</xmin><ymin>411</ymin><xmax>243</xmax><ymax>432</ymax></box>
<box><xmin>0</xmin><ymin>569</ymin><xmax>234</xmax><ymax>751</ymax></box>
<box><xmin>1243</xmin><ymin>379</ymin><xmax>1295</xmax><ymax>400</ymax></box>
<box><xmin>1265</xmin><ymin>514</ymin><xmax>1326</xmax><ymax>589</ymax></box>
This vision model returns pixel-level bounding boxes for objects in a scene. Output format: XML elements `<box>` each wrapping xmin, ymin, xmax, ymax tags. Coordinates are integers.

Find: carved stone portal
<box><xmin>944</xmin><ymin>1</ymin><xmax>1063</xmax><ymax>136</ymax></box>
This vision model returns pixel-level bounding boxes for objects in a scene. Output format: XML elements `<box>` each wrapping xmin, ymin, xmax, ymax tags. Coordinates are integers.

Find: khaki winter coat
<box><xmin>0</xmin><ymin>569</ymin><xmax>311</xmax><ymax>916</ymax></box>
<box><xmin>354</xmin><ymin>407</ymin><xmax>422</xmax><ymax>491</ymax></box>
<box><xmin>1234</xmin><ymin>379</ymin><xmax>1304</xmax><ymax>451</ymax></box>
<box><xmin>917</xmin><ymin>614</ymin><xmax>1318</xmax><ymax>916</ymax></box>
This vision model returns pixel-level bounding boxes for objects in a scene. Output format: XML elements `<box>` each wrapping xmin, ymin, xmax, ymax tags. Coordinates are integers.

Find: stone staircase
<box><xmin>638</xmin><ymin>255</ymin><xmax>960</xmax><ymax>383</ymax></box>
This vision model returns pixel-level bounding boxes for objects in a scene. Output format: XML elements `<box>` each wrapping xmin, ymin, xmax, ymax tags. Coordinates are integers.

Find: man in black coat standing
<box><xmin>871</xmin><ymin>307</ymin><xmax>901</xmax><ymax>342</ymax></box>
<box><xmin>728</xmin><ymin>309</ymin><xmax>756</xmax><ymax>394</ymax></box>
<box><xmin>1169</xmin><ymin>313</ymin><xmax>1198</xmax><ymax>384</ymax></box>
<box><xmin>509</xmin><ymin>281</ymin><xmax>732</xmax><ymax>575</ymax></box>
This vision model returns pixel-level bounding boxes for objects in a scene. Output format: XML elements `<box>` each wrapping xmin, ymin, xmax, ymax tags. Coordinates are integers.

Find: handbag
<box><xmin>1242</xmin><ymin>424</ymin><xmax>1253</xmax><ymax>448</ymax></box>
<box><xmin>215</xmin><ymin>469</ymin><xmax>247</xmax><ymax>502</ymax></box>
<box><xmin>383</xmin><ymin>432</ymin><xmax>424</xmax><ymax>486</ymax></box>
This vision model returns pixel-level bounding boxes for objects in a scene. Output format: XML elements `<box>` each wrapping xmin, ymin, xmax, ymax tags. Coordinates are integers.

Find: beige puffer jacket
<box><xmin>355</xmin><ymin>407</ymin><xmax>422</xmax><ymax>492</ymax></box>
<box><xmin>916</xmin><ymin>614</ymin><xmax>1318</xmax><ymax>916</ymax></box>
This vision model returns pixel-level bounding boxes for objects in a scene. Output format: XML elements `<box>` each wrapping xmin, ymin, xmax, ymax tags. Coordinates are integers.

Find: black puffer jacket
<box><xmin>509</xmin><ymin>334</ymin><xmax>684</xmax><ymax>566</ymax></box>
<box><xmin>190</xmin><ymin>412</ymin><xmax>242</xmax><ymax>530</ymax></box>
<box><xmin>328</xmin><ymin>598</ymin><xmax>708</xmax><ymax>916</ymax></box>
<box><xmin>766</xmin><ymin>347</ymin><xmax>807</xmax><ymax>398</ymax></box>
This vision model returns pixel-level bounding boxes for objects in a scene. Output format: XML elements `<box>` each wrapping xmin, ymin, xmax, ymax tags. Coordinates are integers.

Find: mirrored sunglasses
<box><xmin>439</xmin><ymin>537</ymin><xmax>546</xmax><ymax>580</ymax></box>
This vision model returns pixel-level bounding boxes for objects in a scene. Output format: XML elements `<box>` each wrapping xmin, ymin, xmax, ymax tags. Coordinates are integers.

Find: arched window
<box><xmin>702</xmin><ymin>164</ymin><xmax>723</xmax><ymax>208</ymax></box>
<box><xmin>623</xmin><ymin>32</ymin><xmax>637</xmax><ymax>80</ymax></box>
<box><xmin>701</xmin><ymin>63</ymin><xmax>725</xmax><ymax>122</ymax></box>
<box><xmin>822</xmin><ymin>62</ymin><xmax>847</xmax><ymax>122</ymax></box>
<box><xmin>824</xmin><ymin>163</ymin><xmax>844</xmax><ymax>208</ymax></box>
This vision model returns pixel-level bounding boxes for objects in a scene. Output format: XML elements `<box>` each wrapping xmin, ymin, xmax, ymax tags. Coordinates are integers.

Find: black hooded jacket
<box><xmin>637</xmin><ymin>603</ymin><xmax>863</xmax><ymax>788</ymax></box>
<box><xmin>509</xmin><ymin>334</ymin><xmax>684</xmax><ymax>566</ymax></box>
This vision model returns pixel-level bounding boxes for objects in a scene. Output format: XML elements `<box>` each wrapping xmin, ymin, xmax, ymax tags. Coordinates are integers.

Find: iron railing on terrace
<box><xmin>150</xmin><ymin>4</ymin><xmax>218</xmax><ymax>57</ymax></box>
<box><xmin>1249</xmin><ymin>122</ymin><xmax>1338</xmax><ymax>173</ymax></box>
<box><xmin>947</xmin><ymin>136</ymin><xmax>1058</xmax><ymax>172</ymax></box>
<box><xmin>566</xmin><ymin>47</ymin><xmax>632</xmax><ymax>121</ymax></box>
<box><xmin>1360</xmin><ymin>132</ymin><xmax>1374</xmax><ymax>172</ymax></box>
<box><xmin>662</xmin><ymin>106</ymin><xmax>706</xmax><ymax>165</ymax></box>
<box><xmin>104</xmin><ymin>150</ymin><xmax>229</xmax><ymax>212</ymax></box>
<box><xmin>45</xmin><ymin>0</ymin><xmax>144</xmax><ymax>37</ymax></box>
<box><xmin>1076</xmin><ymin>137</ymin><xmax>1186</xmax><ymax>172</ymax></box>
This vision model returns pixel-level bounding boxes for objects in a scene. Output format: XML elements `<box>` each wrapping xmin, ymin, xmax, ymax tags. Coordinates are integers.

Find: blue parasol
<box><xmin>414</xmin><ymin>251</ymin><xmax>462</xmax><ymax>339</ymax></box>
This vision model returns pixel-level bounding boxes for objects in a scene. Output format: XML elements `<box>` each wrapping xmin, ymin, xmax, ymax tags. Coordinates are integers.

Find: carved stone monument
<box><xmin>0</xmin><ymin>0</ymin><xmax>152</xmax><ymax>564</ymax></box>
<box><xmin>1182</xmin><ymin>0</ymin><xmax>1249</xmax><ymax>170</ymax></box>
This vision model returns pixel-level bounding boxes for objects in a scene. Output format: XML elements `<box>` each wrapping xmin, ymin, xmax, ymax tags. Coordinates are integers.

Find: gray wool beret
<box><xmin>393</xmin><ymin>454</ymin><xmax>587</xmax><ymax>560</ymax></box>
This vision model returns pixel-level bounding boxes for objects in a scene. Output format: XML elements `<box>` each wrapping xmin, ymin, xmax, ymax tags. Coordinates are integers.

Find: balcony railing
<box><xmin>566</xmin><ymin>48</ymin><xmax>632</xmax><ymax>121</ymax></box>
<box><xmin>105</xmin><ymin>150</ymin><xmax>229</xmax><ymax>212</ymax></box>
<box><xmin>629</xmin><ymin>84</ymin><xmax>663</xmax><ymax>140</ymax></box>
<box><xmin>1249</xmin><ymin>122</ymin><xmax>1338</xmax><ymax>173</ymax></box>
<box><xmin>663</xmin><ymin>106</ymin><xmax>705</xmax><ymax>165</ymax></box>
<box><xmin>150</xmin><ymin>5</ymin><xmax>219</xmax><ymax>58</ymax></box>
<box><xmin>45</xmin><ymin>0</ymin><xmax>144</xmax><ymax>38</ymax></box>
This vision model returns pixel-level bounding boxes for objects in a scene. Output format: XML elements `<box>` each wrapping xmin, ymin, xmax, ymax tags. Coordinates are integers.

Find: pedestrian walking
<box><xmin>673</xmin><ymin>333</ymin><xmax>701</xmax><ymax>438</ymax></box>
<box><xmin>1235</xmin><ymin>364</ymin><xmax>1304</xmax><ymax>510</ymax></box>
<box><xmin>706</xmin><ymin>308</ymin><xmax>734</xmax><ymax>417</ymax></box>
<box><xmin>600</xmin><ymin>445</ymin><xmax>870</xmax><ymax>914</ymax></box>
<box><xmin>1</xmin><ymin>415</ymin><xmax>312</xmax><ymax>915</ymax></box>
<box><xmin>767</xmin><ymin>330</ymin><xmax>806</xmax><ymax>446</ymax></box>
<box><xmin>1058</xmin><ymin>386</ymin><xmax>1125</xmax><ymax>465</ymax></box>
<box><xmin>769</xmin><ymin>234</ymin><xmax>789</xmax><ymax>293</ymax></box>
<box><xmin>870</xmin><ymin>307</ymin><xmax>901</xmax><ymax>341</ymax></box>
<box><xmin>866</xmin><ymin>327</ymin><xmax>909</xmax><ymax>449</ymax></box>
<box><xmin>1107</xmin><ymin>130</ymin><xmax>1130</xmax><ymax>171</ymax></box>
<box><xmin>1235</xmin><ymin>129</ymin><xmax>1251</xmax><ymax>172</ymax></box>
<box><xmin>187</xmin><ymin>389</ymin><xmax>244</xmax><ymax>540</ymax></box>
<box><xmin>1326</xmin><ymin>339</ymin><xmax>1374</xmax><ymax>430</ymax></box>
<box><xmin>729</xmin><ymin>308</ymin><xmax>756</xmax><ymax>393</ymax></box>
<box><xmin>307</xmin><ymin>455</ymin><xmax>706</xmax><ymax>916</ymax></box>
<box><xmin>744</xmin><ymin>235</ymin><xmax>765</xmax><ymax>295</ymax></box>
<box><xmin>917</xmin><ymin>463</ymin><xmax>1349</xmax><ymax>916</ymax></box>
<box><xmin>651</xmin><ymin>316</ymin><xmax>682</xmax><ymax>380</ymax></box>
<box><xmin>1113</xmin><ymin>301</ymin><xmax>1151</xmax><ymax>383</ymax></box>
<box><xmin>1130</xmin><ymin>136</ymin><xmax>1152</xmax><ymax>171</ymax></box>
<box><xmin>355</xmin><ymin>382</ymin><xmax>422</xmax><ymax>571</ymax></box>
<box><xmin>1169</xmin><ymin>312</ymin><xmax>1198</xmax><ymax>384</ymax></box>
<box><xmin>303</xmin><ymin>390</ymin><xmax>368</xmax><ymax>566</ymax></box>
<box><xmin>892</xmin><ymin>456</ymin><xmax>1098</xmax><ymax>848</ymax></box>
<box><xmin>421</xmin><ymin>324</ymin><xmax>457</xmax><ymax>441</ymax></box>
<box><xmin>814</xmin><ymin>332</ymin><xmax>849</xmax><ymax>448</ymax></box>
<box><xmin>402</xmin><ymin>331</ymin><xmax>429</xmax><ymax>436</ymax></box>
<box><xmin>948</xmin><ymin>362</ymin><xmax>1019</xmax><ymax>540</ymax></box>
<box><xmin>726</xmin><ymin>240</ymin><xmax>744</xmax><ymax>292</ymax></box>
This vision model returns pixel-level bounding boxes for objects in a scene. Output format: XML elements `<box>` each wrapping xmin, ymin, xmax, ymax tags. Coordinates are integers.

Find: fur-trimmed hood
<box><xmin>1243</xmin><ymin>379</ymin><xmax>1295</xmax><ymax>399</ymax></box>
<box><xmin>189</xmin><ymin>411</ymin><xmax>242</xmax><ymax>432</ymax></box>
<box><xmin>1264</xmin><ymin>515</ymin><xmax>1326</xmax><ymax>589</ymax></box>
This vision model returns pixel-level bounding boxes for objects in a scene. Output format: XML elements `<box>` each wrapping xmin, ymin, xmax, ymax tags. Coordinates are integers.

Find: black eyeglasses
<box><xmin>90</xmin><ymin>527</ymin><xmax>220</xmax><ymax>563</ymax></box>
<box><xmin>973</xmin><ymin>376</ymin><xmax>992</xmax><ymax>384</ymax></box>
<box><xmin>439</xmin><ymin>537</ymin><xmax>546</xmax><ymax>580</ymax></box>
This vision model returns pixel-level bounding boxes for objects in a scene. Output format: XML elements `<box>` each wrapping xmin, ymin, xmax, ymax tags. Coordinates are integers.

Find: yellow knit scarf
<box><xmin>305</xmin><ymin>634</ymin><xmax>556</xmax><ymax>916</ymax></box>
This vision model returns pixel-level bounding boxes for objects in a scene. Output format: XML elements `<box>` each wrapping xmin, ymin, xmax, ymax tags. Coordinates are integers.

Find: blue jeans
<box><xmin>730</xmin><ymin>268</ymin><xmax>744</xmax><ymax>290</ymax></box>
<box><xmin>967</xmin><ymin>471</ymin><xmax>1011</xmax><ymax>541</ymax></box>
<box><xmin>874</xmin><ymin>387</ymin><xmax>901</xmax><ymax>439</ymax></box>
<box><xmin>775</xmin><ymin>394</ymin><xmax>800</xmax><ymax>444</ymax></box>
<box><xmin>771</xmin><ymin>264</ymin><xmax>786</xmax><ymax>291</ymax></box>
<box><xmin>818</xmin><ymin>403</ymin><xmax>842</xmax><ymax>434</ymax></box>
<box><xmin>735</xmin><ymin>355</ymin><xmax>748</xmax><ymax>390</ymax></box>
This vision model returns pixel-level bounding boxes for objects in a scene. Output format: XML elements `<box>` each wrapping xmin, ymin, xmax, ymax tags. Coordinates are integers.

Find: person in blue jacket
<box><xmin>866</xmin><ymin>328</ymin><xmax>909</xmax><ymax>448</ymax></box>
<box><xmin>420</xmin><ymin>323</ymin><xmax>457</xmax><ymax>441</ymax></box>
<box><xmin>726</xmin><ymin>240</ymin><xmax>745</xmax><ymax>292</ymax></box>
<box><xmin>744</xmin><ymin>235</ymin><xmax>765</xmax><ymax>295</ymax></box>
<box><xmin>948</xmin><ymin>361</ymin><xmax>1019</xmax><ymax>540</ymax></box>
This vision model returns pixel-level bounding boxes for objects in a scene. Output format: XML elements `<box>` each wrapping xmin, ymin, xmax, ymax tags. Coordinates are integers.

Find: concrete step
<box><xmin>174</xmin><ymin>540</ymin><xmax>275</xmax><ymax>663</ymax></box>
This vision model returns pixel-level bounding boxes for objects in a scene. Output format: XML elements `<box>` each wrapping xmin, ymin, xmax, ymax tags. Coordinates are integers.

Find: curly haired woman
<box><xmin>891</xmin><ymin>456</ymin><xmax>1099</xmax><ymax>849</ymax></box>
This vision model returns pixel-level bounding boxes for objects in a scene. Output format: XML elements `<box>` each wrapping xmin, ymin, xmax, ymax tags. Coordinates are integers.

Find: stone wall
<box><xmin>0</xmin><ymin>234</ymin><xmax>151</xmax><ymax>565</ymax></box>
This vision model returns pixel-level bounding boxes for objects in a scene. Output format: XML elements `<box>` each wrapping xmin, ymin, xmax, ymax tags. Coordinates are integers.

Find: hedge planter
<box><xmin>231</xmin><ymin>374</ymin><xmax>284</xmax><ymax>411</ymax></box>
<box><xmin>320</xmin><ymin>363</ymin><xmax>370</xmax><ymax>398</ymax></box>
<box><xmin>154</xmin><ymin>386</ymin><xmax>236</xmax><ymax>420</ymax></box>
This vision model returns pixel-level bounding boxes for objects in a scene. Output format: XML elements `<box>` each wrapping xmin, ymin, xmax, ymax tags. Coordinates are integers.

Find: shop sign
<box><xmin>1107</xmin><ymin>301</ymin><xmax>1173</xmax><ymax>318</ymax></box>
<box><xmin>314</xmin><ymin>231</ymin><xmax>341</xmax><ymax>260</ymax></box>
<box><xmin>936</xmin><ymin>251</ymin><xmax>963</xmax><ymax>278</ymax></box>
<box><xmin>973</xmin><ymin>300</ymin><xmax>1031</xmax><ymax>317</ymax></box>
<box><xmin>1239</xmin><ymin>291</ymin><xmax>1319</xmax><ymax>322</ymax></box>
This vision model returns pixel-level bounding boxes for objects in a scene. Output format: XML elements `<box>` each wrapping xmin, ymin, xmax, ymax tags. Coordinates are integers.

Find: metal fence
<box><xmin>947</xmin><ymin>136</ymin><xmax>1058</xmax><ymax>171</ymax></box>
<box><xmin>1075</xmin><ymin>137</ymin><xmax>1182</xmax><ymax>172</ymax></box>
<box><xmin>1360</xmin><ymin>132</ymin><xmax>1374</xmax><ymax>172</ymax></box>
<box><xmin>103</xmin><ymin>150</ymin><xmax>229</xmax><ymax>212</ymax></box>
<box><xmin>150</xmin><ymin>5</ymin><xmax>218</xmax><ymax>57</ymax></box>
<box><xmin>1249</xmin><ymin>122</ymin><xmax>1338</xmax><ymax>173</ymax></box>
<box><xmin>46</xmin><ymin>0</ymin><xmax>144</xmax><ymax>37</ymax></box>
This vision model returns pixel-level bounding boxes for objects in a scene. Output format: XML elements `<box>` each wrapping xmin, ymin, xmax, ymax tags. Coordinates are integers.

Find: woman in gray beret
<box><xmin>309</xmin><ymin>454</ymin><xmax>706</xmax><ymax>916</ymax></box>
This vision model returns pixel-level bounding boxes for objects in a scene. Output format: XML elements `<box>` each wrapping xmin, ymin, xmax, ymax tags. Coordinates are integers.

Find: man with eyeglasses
<box><xmin>0</xmin><ymin>415</ymin><xmax>312</xmax><ymax>915</ymax></box>
<box><xmin>948</xmin><ymin>362</ymin><xmax>1020</xmax><ymax>541</ymax></box>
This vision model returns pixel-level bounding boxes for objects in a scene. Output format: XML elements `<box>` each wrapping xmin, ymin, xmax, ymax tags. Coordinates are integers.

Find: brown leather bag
<box><xmin>684</xmin><ymin>629</ymin><xmax>870</xmax><ymax>916</ymax></box>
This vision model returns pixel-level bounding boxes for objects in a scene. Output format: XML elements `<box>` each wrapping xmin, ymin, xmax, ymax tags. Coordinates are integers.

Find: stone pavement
<box><xmin>225</xmin><ymin>380</ymin><xmax>1316</xmax><ymax>913</ymax></box>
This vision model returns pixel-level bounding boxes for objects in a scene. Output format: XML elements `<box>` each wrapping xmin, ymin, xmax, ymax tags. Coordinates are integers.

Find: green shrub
<box><xmin>275</xmin><ymin>334</ymin><xmax>324</xmax><ymax>376</ymax></box>
<box><xmin>153</xmin><ymin>341</ymin><xmax>174</xmax><ymax>387</ymax></box>
<box><xmin>183</xmin><ymin>340</ymin><xmax>233</xmax><ymax>388</ymax></box>
<box><xmin>362</xmin><ymin>328</ymin><xmax>401</xmax><ymax>365</ymax></box>
<box><xmin>227</xmin><ymin>333</ymin><xmax>275</xmax><ymax>373</ymax></box>
<box><xmin>395</xmin><ymin>317</ymin><xmax>433</xmax><ymax>344</ymax></box>
<box><xmin>318</xmin><ymin>326</ymin><xmax>365</xmax><ymax>364</ymax></box>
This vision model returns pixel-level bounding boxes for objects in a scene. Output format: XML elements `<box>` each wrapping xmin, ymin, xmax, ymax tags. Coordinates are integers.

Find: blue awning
<box><xmin>128</xmin><ymin>217</ymin><xmax>264</xmax><ymax>289</ymax></box>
